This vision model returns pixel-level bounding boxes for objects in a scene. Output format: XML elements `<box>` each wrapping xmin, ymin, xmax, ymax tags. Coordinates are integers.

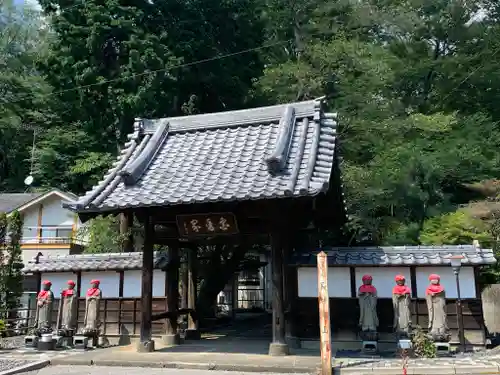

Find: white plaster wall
<box><xmin>122</xmin><ymin>269</ymin><xmax>166</xmax><ymax>297</ymax></box>
<box><xmin>21</xmin><ymin>205</ymin><xmax>39</xmax><ymax>242</ymax></box>
<box><xmin>40</xmin><ymin>195</ymin><xmax>76</xmax><ymax>227</ymax></box>
<box><xmin>80</xmin><ymin>271</ymin><xmax>119</xmax><ymax>297</ymax></box>
<box><xmin>354</xmin><ymin>267</ymin><xmax>412</xmax><ymax>298</ymax></box>
<box><xmin>40</xmin><ymin>272</ymin><xmax>77</xmax><ymax>296</ymax></box>
<box><xmin>298</xmin><ymin>267</ymin><xmax>351</xmax><ymax>297</ymax></box>
<box><xmin>415</xmin><ymin>266</ymin><xmax>476</xmax><ymax>298</ymax></box>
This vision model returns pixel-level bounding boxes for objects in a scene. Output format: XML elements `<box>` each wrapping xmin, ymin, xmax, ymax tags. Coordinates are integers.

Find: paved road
<box><xmin>19</xmin><ymin>366</ymin><xmax>302</xmax><ymax>375</ymax></box>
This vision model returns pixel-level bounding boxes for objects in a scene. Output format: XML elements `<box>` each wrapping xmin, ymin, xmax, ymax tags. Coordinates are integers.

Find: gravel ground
<box><xmin>16</xmin><ymin>367</ymin><xmax>302</xmax><ymax>375</ymax></box>
<box><xmin>0</xmin><ymin>335</ymin><xmax>25</xmax><ymax>349</ymax></box>
<box><xmin>0</xmin><ymin>359</ymin><xmax>32</xmax><ymax>371</ymax></box>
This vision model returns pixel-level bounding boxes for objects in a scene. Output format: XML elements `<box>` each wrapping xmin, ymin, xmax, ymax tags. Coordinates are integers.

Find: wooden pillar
<box><xmin>284</xmin><ymin>243</ymin><xmax>301</xmax><ymax>348</ymax></box>
<box><xmin>231</xmin><ymin>273</ymin><xmax>238</xmax><ymax>319</ymax></box>
<box><xmin>181</xmin><ymin>255</ymin><xmax>189</xmax><ymax>310</ymax></box>
<box><xmin>185</xmin><ymin>246</ymin><xmax>200</xmax><ymax>339</ymax></box>
<box><xmin>120</xmin><ymin>212</ymin><xmax>134</xmax><ymax>253</ymax></box>
<box><xmin>162</xmin><ymin>243</ymin><xmax>181</xmax><ymax>345</ymax></box>
<box><xmin>138</xmin><ymin>213</ymin><xmax>155</xmax><ymax>352</ymax></box>
<box><xmin>269</xmin><ymin>230</ymin><xmax>289</xmax><ymax>356</ymax></box>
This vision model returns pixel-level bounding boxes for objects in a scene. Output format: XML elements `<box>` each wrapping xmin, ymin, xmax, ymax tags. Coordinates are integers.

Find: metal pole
<box><xmin>454</xmin><ymin>268</ymin><xmax>465</xmax><ymax>352</ymax></box>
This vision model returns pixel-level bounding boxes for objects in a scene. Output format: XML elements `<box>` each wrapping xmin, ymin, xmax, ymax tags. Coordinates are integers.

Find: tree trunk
<box><xmin>196</xmin><ymin>245</ymin><xmax>249</xmax><ymax>321</ymax></box>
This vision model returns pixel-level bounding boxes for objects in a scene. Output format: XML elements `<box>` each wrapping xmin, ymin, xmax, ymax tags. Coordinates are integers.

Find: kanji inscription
<box><xmin>176</xmin><ymin>213</ymin><xmax>239</xmax><ymax>237</ymax></box>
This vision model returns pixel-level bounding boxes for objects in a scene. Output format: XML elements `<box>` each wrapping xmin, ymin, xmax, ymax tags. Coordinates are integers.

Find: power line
<box><xmin>5</xmin><ymin>39</ymin><xmax>291</xmax><ymax>106</ymax></box>
<box><xmin>440</xmin><ymin>46</ymin><xmax>500</xmax><ymax>104</ymax></box>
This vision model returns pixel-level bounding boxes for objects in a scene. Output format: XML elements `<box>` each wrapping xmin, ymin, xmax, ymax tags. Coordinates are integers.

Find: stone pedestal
<box><xmin>434</xmin><ymin>342</ymin><xmax>450</xmax><ymax>356</ymax></box>
<box><xmin>161</xmin><ymin>333</ymin><xmax>180</xmax><ymax>346</ymax></box>
<box><xmin>24</xmin><ymin>336</ymin><xmax>38</xmax><ymax>349</ymax></box>
<box><xmin>397</xmin><ymin>339</ymin><xmax>412</xmax><ymax>351</ymax></box>
<box><xmin>73</xmin><ymin>336</ymin><xmax>89</xmax><ymax>350</ymax></box>
<box><xmin>184</xmin><ymin>329</ymin><xmax>201</xmax><ymax>340</ymax></box>
<box><xmin>268</xmin><ymin>342</ymin><xmax>289</xmax><ymax>356</ymax></box>
<box><xmin>137</xmin><ymin>340</ymin><xmax>155</xmax><ymax>352</ymax></box>
<box><xmin>362</xmin><ymin>341</ymin><xmax>378</xmax><ymax>354</ymax></box>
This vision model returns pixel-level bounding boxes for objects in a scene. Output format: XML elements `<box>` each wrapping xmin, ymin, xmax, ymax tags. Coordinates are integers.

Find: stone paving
<box><xmin>18</xmin><ymin>366</ymin><xmax>300</xmax><ymax>375</ymax></box>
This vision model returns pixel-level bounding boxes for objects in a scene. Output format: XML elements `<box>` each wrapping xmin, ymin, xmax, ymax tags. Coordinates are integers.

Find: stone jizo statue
<box><xmin>83</xmin><ymin>279</ymin><xmax>102</xmax><ymax>333</ymax></box>
<box><xmin>358</xmin><ymin>274</ymin><xmax>378</xmax><ymax>340</ymax></box>
<box><xmin>61</xmin><ymin>280</ymin><xmax>78</xmax><ymax>330</ymax></box>
<box><xmin>36</xmin><ymin>280</ymin><xmax>54</xmax><ymax>331</ymax></box>
<box><xmin>426</xmin><ymin>274</ymin><xmax>450</xmax><ymax>342</ymax></box>
<box><xmin>392</xmin><ymin>274</ymin><xmax>412</xmax><ymax>338</ymax></box>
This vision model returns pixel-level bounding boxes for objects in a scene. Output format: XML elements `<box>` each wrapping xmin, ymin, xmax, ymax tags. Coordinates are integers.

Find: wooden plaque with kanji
<box><xmin>176</xmin><ymin>213</ymin><xmax>239</xmax><ymax>237</ymax></box>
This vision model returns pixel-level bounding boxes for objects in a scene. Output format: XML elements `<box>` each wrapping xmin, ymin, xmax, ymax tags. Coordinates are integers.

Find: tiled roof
<box><xmin>292</xmin><ymin>245</ymin><xmax>496</xmax><ymax>266</ymax></box>
<box><xmin>22</xmin><ymin>252</ymin><xmax>169</xmax><ymax>273</ymax></box>
<box><xmin>64</xmin><ymin>98</ymin><xmax>338</xmax><ymax>212</ymax></box>
<box><xmin>0</xmin><ymin>193</ymin><xmax>43</xmax><ymax>213</ymax></box>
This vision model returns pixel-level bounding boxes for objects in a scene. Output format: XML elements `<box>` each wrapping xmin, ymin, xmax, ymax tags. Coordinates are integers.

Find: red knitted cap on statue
<box><xmin>362</xmin><ymin>274</ymin><xmax>372</xmax><ymax>282</ymax></box>
<box><xmin>428</xmin><ymin>274</ymin><xmax>440</xmax><ymax>281</ymax></box>
<box><xmin>90</xmin><ymin>279</ymin><xmax>100</xmax><ymax>285</ymax></box>
<box><xmin>42</xmin><ymin>280</ymin><xmax>52</xmax><ymax>286</ymax></box>
<box><xmin>67</xmin><ymin>280</ymin><xmax>76</xmax><ymax>286</ymax></box>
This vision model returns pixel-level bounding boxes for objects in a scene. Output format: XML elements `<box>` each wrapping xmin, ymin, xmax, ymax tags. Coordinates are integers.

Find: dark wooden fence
<box><xmin>296</xmin><ymin>297</ymin><xmax>486</xmax><ymax>345</ymax></box>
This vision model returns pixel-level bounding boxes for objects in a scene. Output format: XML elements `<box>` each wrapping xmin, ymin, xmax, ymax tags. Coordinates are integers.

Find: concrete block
<box><xmin>161</xmin><ymin>333</ymin><xmax>180</xmax><ymax>346</ymax></box>
<box><xmin>24</xmin><ymin>335</ymin><xmax>38</xmax><ymax>349</ymax></box>
<box><xmin>362</xmin><ymin>341</ymin><xmax>378</xmax><ymax>354</ymax></box>
<box><xmin>268</xmin><ymin>342</ymin><xmax>290</xmax><ymax>356</ymax></box>
<box><xmin>434</xmin><ymin>342</ymin><xmax>450</xmax><ymax>356</ymax></box>
<box><xmin>136</xmin><ymin>340</ymin><xmax>155</xmax><ymax>352</ymax></box>
<box><xmin>398</xmin><ymin>339</ymin><xmax>412</xmax><ymax>350</ymax></box>
<box><xmin>73</xmin><ymin>335</ymin><xmax>88</xmax><ymax>350</ymax></box>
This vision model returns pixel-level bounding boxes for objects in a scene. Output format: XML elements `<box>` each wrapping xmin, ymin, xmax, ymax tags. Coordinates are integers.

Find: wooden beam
<box><xmin>37</xmin><ymin>204</ymin><xmax>43</xmax><ymax>241</ymax></box>
<box><xmin>410</xmin><ymin>266</ymin><xmax>417</xmax><ymax>298</ymax></box>
<box><xmin>349</xmin><ymin>267</ymin><xmax>356</xmax><ymax>298</ymax></box>
<box><xmin>139</xmin><ymin>214</ymin><xmax>154</xmax><ymax>349</ymax></box>
<box><xmin>118</xmin><ymin>271</ymin><xmax>124</xmax><ymax>297</ymax></box>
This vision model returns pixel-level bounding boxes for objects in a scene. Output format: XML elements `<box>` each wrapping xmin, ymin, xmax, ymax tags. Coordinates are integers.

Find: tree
<box><xmin>78</xmin><ymin>215</ymin><xmax>130</xmax><ymax>254</ymax></box>
<box><xmin>419</xmin><ymin>210</ymin><xmax>493</xmax><ymax>246</ymax></box>
<box><xmin>5</xmin><ymin>211</ymin><xmax>24</xmax><ymax>311</ymax></box>
<box><xmin>0</xmin><ymin>0</ymin><xmax>54</xmax><ymax>192</ymax></box>
<box><xmin>0</xmin><ymin>212</ymin><xmax>7</xmax><ymax>312</ymax></box>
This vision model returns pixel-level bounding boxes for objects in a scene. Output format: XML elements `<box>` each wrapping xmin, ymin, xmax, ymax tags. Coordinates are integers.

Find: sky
<box><xmin>15</xmin><ymin>0</ymin><xmax>41</xmax><ymax>10</ymax></box>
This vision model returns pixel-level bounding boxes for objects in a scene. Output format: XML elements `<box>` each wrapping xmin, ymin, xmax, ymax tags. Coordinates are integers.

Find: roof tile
<box><xmin>66</xmin><ymin>99</ymin><xmax>338</xmax><ymax>212</ymax></box>
<box><xmin>22</xmin><ymin>252</ymin><xmax>169</xmax><ymax>273</ymax></box>
<box><xmin>293</xmin><ymin>245</ymin><xmax>496</xmax><ymax>266</ymax></box>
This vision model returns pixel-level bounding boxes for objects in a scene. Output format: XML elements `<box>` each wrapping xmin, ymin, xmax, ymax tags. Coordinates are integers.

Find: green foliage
<box><xmin>4</xmin><ymin>211</ymin><xmax>24</xmax><ymax>311</ymax></box>
<box><xmin>420</xmin><ymin>210</ymin><xmax>493</xmax><ymax>246</ymax></box>
<box><xmin>1</xmin><ymin>0</ymin><xmax>500</xmax><ymax>294</ymax></box>
<box><xmin>411</xmin><ymin>326</ymin><xmax>437</xmax><ymax>358</ymax></box>
<box><xmin>78</xmin><ymin>216</ymin><xmax>130</xmax><ymax>254</ymax></box>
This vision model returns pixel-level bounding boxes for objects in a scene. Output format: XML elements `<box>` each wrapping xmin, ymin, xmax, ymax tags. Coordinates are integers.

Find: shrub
<box><xmin>412</xmin><ymin>326</ymin><xmax>437</xmax><ymax>358</ymax></box>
